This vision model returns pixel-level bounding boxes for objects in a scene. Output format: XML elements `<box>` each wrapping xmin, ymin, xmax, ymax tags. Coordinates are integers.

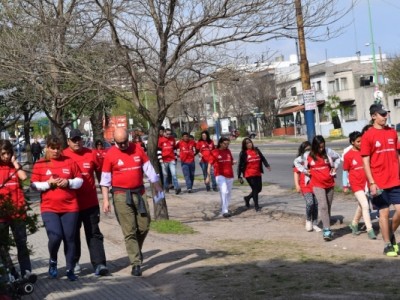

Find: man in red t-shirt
<box><xmin>157</xmin><ymin>128</ymin><xmax>181</xmax><ymax>194</ymax></box>
<box><xmin>63</xmin><ymin>129</ymin><xmax>108</xmax><ymax>276</ymax></box>
<box><xmin>100</xmin><ymin>128</ymin><xmax>162</xmax><ymax>277</ymax></box>
<box><xmin>176</xmin><ymin>132</ymin><xmax>196</xmax><ymax>193</ymax></box>
<box><xmin>361</xmin><ymin>104</ymin><xmax>400</xmax><ymax>257</ymax></box>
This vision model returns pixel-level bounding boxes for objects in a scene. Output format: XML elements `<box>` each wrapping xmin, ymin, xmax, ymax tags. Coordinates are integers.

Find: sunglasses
<box><xmin>115</xmin><ymin>139</ymin><xmax>129</xmax><ymax>147</ymax></box>
<box><xmin>70</xmin><ymin>137</ymin><xmax>82</xmax><ymax>143</ymax></box>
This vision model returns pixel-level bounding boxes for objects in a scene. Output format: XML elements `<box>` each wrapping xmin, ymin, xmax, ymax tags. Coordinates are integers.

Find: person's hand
<box><xmin>369</xmin><ymin>183</ymin><xmax>379</xmax><ymax>196</ymax></box>
<box><xmin>239</xmin><ymin>177</ymin><xmax>244</xmax><ymax>184</ymax></box>
<box><xmin>267</xmin><ymin>166</ymin><xmax>271</xmax><ymax>172</ymax></box>
<box><xmin>205</xmin><ymin>175</ymin><xmax>210</xmax><ymax>185</ymax></box>
<box><xmin>154</xmin><ymin>181</ymin><xmax>163</xmax><ymax>193</ymax></box>
<box><xmin>56</xmin><ymin>178</ymin><xmax>69</xmax><ymax>188</ymax></box>
<box><xmin>103</xmin><ymin>199</ymin><xmax>111</xmax><ymax>214</ymax></box>
<box><xmin>295</xmin><ymin>185</ymin><xmax>301</xmax><ymax>193</ymax></box>
<box><xmin>343</xmin><ymin>186</ymin><xmax>349</xmax><ymax>193</ymax></box>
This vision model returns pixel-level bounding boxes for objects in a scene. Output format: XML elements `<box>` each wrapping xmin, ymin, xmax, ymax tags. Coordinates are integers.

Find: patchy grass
<box><xmin>150</xmin><ymin>219</ymin><xmax>195</xmax><ymax>234</ymax></box>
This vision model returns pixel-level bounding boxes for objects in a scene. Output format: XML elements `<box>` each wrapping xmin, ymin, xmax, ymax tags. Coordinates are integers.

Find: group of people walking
<box><xmin>294</xmin><ymin>103</ymin><xmax>400</xmax><ymax>258</ymax></box>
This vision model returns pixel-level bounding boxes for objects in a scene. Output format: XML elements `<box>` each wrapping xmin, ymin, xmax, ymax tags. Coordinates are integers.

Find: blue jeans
<box><xmin>181</xmin><ymin>161</ymin><xmax>195</xmax><ymax>189</ymax></box>
<box><xmin>161</xmin><ymin>161</ymin><xmax>180</xmax><ymax>190</ymax></box>
<box><xmin>199</xmin><ymin>162</ymin><xmax>217</xmax><ymax>189</ymax></box>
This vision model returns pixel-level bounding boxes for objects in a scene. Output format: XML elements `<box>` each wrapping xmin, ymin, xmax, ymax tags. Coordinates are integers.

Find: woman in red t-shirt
<box><xmin>31</xmin><ymin>136</ymin><xmax>83</xmax><ymax>281</ymax></box>
<box><xmin>0</xmin><ymin>139</ymin><xmax>34</xmax><ymax>280</ymax></box>
<box><xmin>206</xmin><ymin>137</ymin><xmax>235</xmax><ymax>217</ymax></box>
<box><xmin>196</xmin><ymin>131</ymin><xmax>217</xmax><ymax>192</ymax></box>
<box><xmin>237</xmin><ymin>138</ymin><xmax>270</xmax><ymax>211</ymax></box>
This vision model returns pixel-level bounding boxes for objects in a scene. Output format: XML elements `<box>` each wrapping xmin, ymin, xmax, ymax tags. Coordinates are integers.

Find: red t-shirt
<box><xmin>158</xmin><ymin>136</ymin><xmax>176</xmax><ymax>162</ymax></box>
<box><xmin>63</xmin><ymin>147</ymin><xmax>100</xmax><ymax>210</ymax></box>
<box><xmin>0</xmin><ymin>164</ymin><xmax>26</xmax><ymax>221</ymax></box>
<box><xmin>102</xmin><ymin>143</ymin><xmax>149</xmax><ymax>191</ymax></box>
<box><xmin>293</xmin><ymin>166</ymin><xmax>312</xmax><ymax>194</ymax></box>
<box><xmin>95</xmin><ymin>148</ymin><xmax>108</xmax><ymax>169</ymax></box>
<box><xmin>209</xmin><ymin>148</ymin><xmax>234</xmax><ymax>178</ymax></box>
<box><xmin>31</xmin><ymin>157</ymin><xmax>81</xmax><ymax>213</ymax></box>
<box><xmin>343</xmin><ymin>149</ymin><xmax>367</xmax><ymax>193</ymax></box>
<box><xmin>244</xmin><ymin>149</ymin><xmax>261</xmax><ymax>178</ymax></box>
<box><xmin>307</xmin><ymin>154</ymin><xmax>335</xmax><ymax>189</ymax></box>
<box><xmin>196</xmin><ymin>140</ymin><xmax>215</xmax><ymax>163</ymax></box>
<box><xmin>360</xmin><ymin>126</ymin><xmax>400</xmax><ymax>189</ymax></box>
<box><xmin>177</xmin><ymin>140</ymin><xmax>196</xmax><ymax>163</ymax></box>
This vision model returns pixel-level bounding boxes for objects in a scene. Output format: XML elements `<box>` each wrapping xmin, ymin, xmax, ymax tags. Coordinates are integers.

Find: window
<box><xmin>280</xmin><ymin>88</ymin><xmax>286</xmax><ymax>98</ymax></box>
<box><xmin>328</xmin><ymin>81</ymin><xmax>335</xmax><ymax>93</ymax></box>
<box><xmin>342</xmin><ymin>105</ymin><xmax>356</xmax><ymax>121</ymax></box>
<box><xmin>340</xmin><ymin>78</ymin><xmax>348</xmax><ymax>90</ymax></box>
<box><xmin>360</xmin><ymin>76</ymin><xmax>373</xmax><ymax>87</ymax></box>
<box><xmin>335</xmin><ymin>79</ymin><xmax>340</xmax><ymax>91</ymax></box>
<box><xmin>394</xmin><ymin>99</ymin><xmax>400</xmax><ymax>108</ymax></box>
<box><xmin>290</xmin><ymin>87</ymin><xmax>297</xmax><ymax>96</ymax></box>
<box><xmin>316</xmin><ymin>81</ymin><xmax>322</xmax><ymax>91</ymax></box>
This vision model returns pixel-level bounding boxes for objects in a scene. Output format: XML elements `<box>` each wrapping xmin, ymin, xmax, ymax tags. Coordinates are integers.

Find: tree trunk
<box><xmin>147</xmin><ymin>125</ymin><xmax>169</xmax><ymax>220</ymax></box>
<box><xmin>23</xmin><ymin>112</ymin><xmax>33</xmax><ymax>166</ymax></box>
<box><xmin>90</xmin><ymin>108</ymin><xmax>105</xmax><ymax>142</ymax></box>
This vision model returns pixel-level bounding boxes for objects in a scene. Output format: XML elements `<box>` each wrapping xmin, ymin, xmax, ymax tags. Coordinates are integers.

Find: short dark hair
<box><xmin>349</xmin><ymin>131</ymin><xmax>362</xmax><ymax>144</ymax></box>
<box><xmin>0</xmin><ymin>139</ymin><xmax>14</xmax><ymax>157</ymax></box>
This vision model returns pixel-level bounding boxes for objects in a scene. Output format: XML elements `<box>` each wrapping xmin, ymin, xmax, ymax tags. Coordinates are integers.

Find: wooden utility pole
<box><xmin>295</xmin><ymin>0</ymin><xmax>316</xmax><ymax>141</ymax></box>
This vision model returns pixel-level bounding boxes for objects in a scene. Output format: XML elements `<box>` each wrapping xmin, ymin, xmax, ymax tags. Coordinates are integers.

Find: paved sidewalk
<box><xmin>20</xmin><ymin>182</ymin><xmax>365</xmax><ymax>299</ymax></box>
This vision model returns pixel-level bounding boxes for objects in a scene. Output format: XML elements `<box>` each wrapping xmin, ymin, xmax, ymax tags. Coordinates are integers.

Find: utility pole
<box><xmin>295</xmin><ymin>0</ymin><xmax>315</xmax><ymax>142</ymax></box>
<box><xmin>367</xmin><ymin>0</ymin><xmax>379</xmax><ymax>102</ymax></box>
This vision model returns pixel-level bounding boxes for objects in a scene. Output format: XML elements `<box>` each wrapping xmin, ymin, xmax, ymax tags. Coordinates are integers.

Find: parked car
<box><xmin>396</xmin><ymin>123</ymin><xmax>400</xmax><ymax>132</ymax></box>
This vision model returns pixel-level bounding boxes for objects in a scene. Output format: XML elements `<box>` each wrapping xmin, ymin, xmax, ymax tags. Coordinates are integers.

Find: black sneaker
<box><xmin>243</xmin><ymin>196</ymin><xmax>250</xmax><ymax>208</ymax></box>
<box><xmin>95</xmin><ymin>264</ymin><xmax>109</xmax><ymax>276</ymax></box>
<box><xmin>383</xmin><ymin>244</ymin><xmax>398</xmax><ymax>257</ymax></box>
<box><xmin>206</xmin><ymin>186</ymin><xmax>211</xmax><ymax>192</ymax></box>
<box><xmin>131</xmin><ymin>265</ymin><xmax>142</xmax><ymax>277</ymax></box>
<box><xmin>222</xmin><ymin>213</ymin><xmax>231</xmax><ymax>218</ymax></box>
<box><xmin>188</xmin><ymin>189</ymin><xmax>193</xmax><ymax>193</ymax></box>
<box><xmin>213</xmin><ymin>187</ymin><xmax>218</xmax><ymax>192</ymax></box>
<box><xmin>175</xmin><ymin>188</ymin><xmax>181</xmax><ymax>195</ymax></box>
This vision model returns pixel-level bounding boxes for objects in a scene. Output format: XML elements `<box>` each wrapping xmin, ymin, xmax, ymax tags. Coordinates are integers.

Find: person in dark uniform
<box><xmin>31</xmin><ymin>139</ymin><xmax>42</xmax><ymax>163</ymax></box>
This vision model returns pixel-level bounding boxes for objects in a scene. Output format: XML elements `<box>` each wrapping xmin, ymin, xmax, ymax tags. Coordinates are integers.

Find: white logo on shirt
<box><xmin>117</xmin><ymin>159</ymin><xmax>124</xmax><ymax>166</ymax></box>
<box><xmin>375</xmin><ymin>141</ymin><xmax>381</xmax><ymax>147</ymax></box>
<box><xmin>388</xmin><ymin>138</ymin><xmax>394</xmax><ymax>145</ymax></box>
<box><xmin>310</xmin><ymin>160</ymin><xmax>315</xmax><ymax>166</ymax></box>
<box><xmin>83</xmin><ymin>163</ymin><xmax>90</xmax><ymax>169</ymax></box>
<box><xmin>248</xmin><ymin>155</ymin><xmax>252</xmax><ymax>158</ymax></box>
<box><xmin>352</xmin><ymin>159</ymin><xmax>357</xmax><ymax>165</ymax></box>
<box><xmin>133</xmin><ymin>156</ymin><xmax>140</xmax><ymax>162</ymax></box>
<box><xmin>62</xmin><ymin>169</ymin><xmax>70</xmax><ymax>175</ymax></box>
<box><xmin>45</xmin><ymin>169</ymin><xmax>52</xmax><ymax>175</ymax></box>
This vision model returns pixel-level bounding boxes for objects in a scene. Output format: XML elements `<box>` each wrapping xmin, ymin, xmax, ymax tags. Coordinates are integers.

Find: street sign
<box><xmin>374</xmin><ymin>90</ymin><xmax>384</xmax><ymax>101</ymax></box>
<box><xmin>303</xmin><ymin>89</ymin><xmax>316</xmax><ymax>111</ymax></box>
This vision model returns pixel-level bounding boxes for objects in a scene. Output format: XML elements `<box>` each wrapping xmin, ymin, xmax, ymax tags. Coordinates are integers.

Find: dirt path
<box><xmin>103</xmin><ymin>185</ymin><xmax>397</xmax><ymax>299</ymax></box>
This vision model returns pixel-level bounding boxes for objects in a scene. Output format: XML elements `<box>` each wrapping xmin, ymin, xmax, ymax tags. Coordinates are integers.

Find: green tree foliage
<box><xmin>385</xmin><ymin>56</ymin><xmax>400</xmax><ymax>95</ymax></box>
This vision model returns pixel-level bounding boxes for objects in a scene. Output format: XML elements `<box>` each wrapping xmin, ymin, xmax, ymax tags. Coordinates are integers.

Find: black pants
<box><xmin>245</xmin><ymin>176</ymin><xmax>262</xmax><ymax>208</ymax></box>
<box><xmin>74</xmin><ymin>206</ymin><xmax>106</xmax><ymax>269</ymax></box>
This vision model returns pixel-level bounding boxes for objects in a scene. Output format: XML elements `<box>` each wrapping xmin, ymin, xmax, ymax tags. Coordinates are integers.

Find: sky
<box><xmin>246</xmin><ymin>0</ymin><xmax>400</xmax><ymax>64</ymax></box>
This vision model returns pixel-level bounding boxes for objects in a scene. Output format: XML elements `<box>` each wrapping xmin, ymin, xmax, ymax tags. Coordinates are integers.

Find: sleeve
<box><xmin>327</xmin><ymin>148</ymin><xmax>341</xmax><ymax>169</ymax></box>
<box><xmin>157</xmin><ymin>139</ymin><xmax>163</xmax><ymax>162</ymax></box>
<box><xmin>293</xmin><ymin>153</ymin><xmax>308</xmax><ymax>173</ymax></box>
<box><xmin>360</xmin><ymin>134</ymin><xmax>371</xmax><ymax>157</ymax></box>
<box><xmin>237</xmin><ymin>151</ymin><xmax>244</xmax><ymax>178</ymax></box>
<box><xmin>142</xmin><ymin>161</ymin><xmax>160</xmax><ymax>183</ymax></box>
<box><xmin>343</xmin><ymin>153</ymin><xmax>350</xmax><ymax>171</ymax></box>
<box><xmin>257</xmin><ymin>148</ymin><xmax>270</xmax><ymax>168</ymax></box>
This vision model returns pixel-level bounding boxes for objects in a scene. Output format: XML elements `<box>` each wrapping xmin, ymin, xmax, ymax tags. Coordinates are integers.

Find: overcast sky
<box><xmin>244</xmin><ymin>0</ymin><xmax>400</xmax><ymax>64</ymax></box>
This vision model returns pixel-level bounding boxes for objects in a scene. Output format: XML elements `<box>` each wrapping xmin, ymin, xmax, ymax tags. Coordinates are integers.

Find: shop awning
<box><xmin>277</xmin><ymin>100</ymin><xmax>325</xmax><ymax>117</ymax></box>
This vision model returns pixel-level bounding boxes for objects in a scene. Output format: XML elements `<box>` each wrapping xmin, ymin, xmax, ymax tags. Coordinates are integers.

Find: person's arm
<box><xmin>100</xmin><ymin>172</ymin><xmax>112</xmax><ymax>213</ymax></box>
<box><xmin>11</xmin><ymin>155</ymin><xmax>27</xmax><ymax>181</ymax></box>
<box><xmin>258</xmin><ymin>149</ymin><xmax>271</xmax><ymax>171</ymax></box>
<box><xmin>142</xmin><ymin>161</ymin><xmax>163</xmax><ymax>193</ymax></box>
<box><xmin>293</xmin><ymin>154</ymin><xmax>308</xmax><ymax>174</ymax></box>
<box><xmin>294</xmin><ymin>171</ymin><xmax>301</xmax><ymax>193</ymax></box>
<box><xmin>362</xmin><ymin>155</ymin><xmax>378</xmax><ymax>196</ymax></box>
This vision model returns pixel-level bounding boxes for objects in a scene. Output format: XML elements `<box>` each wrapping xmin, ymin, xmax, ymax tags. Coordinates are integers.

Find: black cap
<box><xmin>369</xmin><ymin>103</ymin><xmax>387</xmax><ymax>115</ymax></box>
<box><xmin>67</xmin><ymin>129</ymin><xmax>82</xmax><ymax>139</ymax></box>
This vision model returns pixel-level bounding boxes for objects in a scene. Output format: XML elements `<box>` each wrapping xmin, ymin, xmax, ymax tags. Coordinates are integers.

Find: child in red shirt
<box><xmin>207</xmin><ymin>137</ymin><xmax>235</xmax><ymax>217</ymax></box>
<box><xmin>343</xmin><ymin>131</ymin><xmax>376</xmax><ymax>239</ymax></box>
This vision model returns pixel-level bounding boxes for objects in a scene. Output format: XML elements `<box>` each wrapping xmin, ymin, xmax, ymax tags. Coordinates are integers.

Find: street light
<box><xmin>367</xmin><ymin>0</ymin><xmax>379</xmax><ymax>102</ymax></box>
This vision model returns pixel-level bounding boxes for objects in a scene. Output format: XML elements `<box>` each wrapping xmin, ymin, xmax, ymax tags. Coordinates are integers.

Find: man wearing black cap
<box><xmin>361</xmin><ymin>104</ymin><xmax>400</xmax><ymax>257</ymax></box>
<box><xmin>63</xmin><ymin>129</ymin><xmax>108</xmax><ymax>276</ymax></box>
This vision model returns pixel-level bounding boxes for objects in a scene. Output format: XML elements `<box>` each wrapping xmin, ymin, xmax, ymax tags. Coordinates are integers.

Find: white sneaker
<box><xmin>313</xmin><ymin>225</ymin><xmax>322</xmax><ymax>232</ymax></box>
<box><xmin>74</xmin><ymin>263</ymin><xmax>81</xmax><ymax>274</ymax></box>
<box><xmin>305</xmin><ymin>220</ymin><xmax>313</xmax><ymax>232</ymax></box>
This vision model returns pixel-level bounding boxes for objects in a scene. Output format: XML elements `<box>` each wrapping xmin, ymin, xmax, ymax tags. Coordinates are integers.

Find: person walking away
<box><xmin>293</xmin><ymin>141</ymin><xmax>321</xmax><ymax>232</ymax></box>
<box><xmin>237</xmin><ymin>138</ymin><xmax>271</xmax><ymax>212</ymax></box>
<box><xmin>361</xmin><ymin>104</ymin><xmax>400</xmax><ymax>256</ymax></box>
<box><xmin>294</xmin><ymin>135</ymin><xmax>340</xmax><ymax>241</ymax></box>
<box><xmin>0</xmin><ymin>140</ymin><xmax>36</xmax><ymax>282</ymax></box>
<box><xmin>206</xmin><ymin>137</ymin><xmax>235</xmax><ymax>218</ymax></box>
<box><xmin>31</xmin><ymin>139</ymin><xmax>42</xmax><ymax>164</ymax></box>
<box><xmin>100</xmin><ymin>128</ymin><xmax>163</xmax><ymax>276</ymax></box>
<box><xmin>30</xmin><ymin>136</ymin><xmax>83</xmax><ymax>281</ymax></box>
<box><xmin>196</xmin><ymin>130</ymin><xmax>218</xmax><ymax>192</ymax></box>
<box><xmin>133</xmin><ymin>134</ymin><xmax>147</xmax><ymax>152</ymax></box>
<box><xmin>176</xmin><ymin>132</ymin><xmax>196</xmax><ymax>193</ymax></box>
<box><xmin>157</xmin><ymin>128</ymin><xmax>181</xmax><ymax>194</ymax></box>
<box><xmin>63</xmin><ymin>129</ymin><xmax>108</xmax><ymax>276</ymax></box>
<box><xmin>343</xmin><ymin>131</ymin><xmax>376</xmax><ymax>239</ymax></box>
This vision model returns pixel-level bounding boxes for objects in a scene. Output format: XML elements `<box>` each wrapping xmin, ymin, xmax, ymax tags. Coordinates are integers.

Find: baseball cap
<box><xmin>369</xmin><ymin>104</ymin><xmax>388</xmax><ymax>115</ymax></box>
<box><xmin>68</xmin><ymin>129</ymin><xmax>82</xmax><ymax>139</ymax></box>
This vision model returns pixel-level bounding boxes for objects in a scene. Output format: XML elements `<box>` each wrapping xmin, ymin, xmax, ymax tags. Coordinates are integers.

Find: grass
<box><xmin>150</xmin><ymin>219</ymin><xmax>195</xmax><ymax>234</ymax></box>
